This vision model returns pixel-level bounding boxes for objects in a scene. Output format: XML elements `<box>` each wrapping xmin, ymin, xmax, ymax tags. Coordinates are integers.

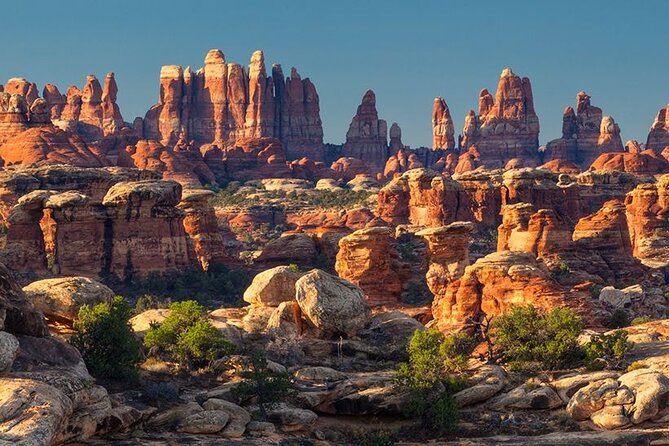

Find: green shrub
<box><xmin>627</xmin><ymin>360</ymin><xmax>648</xmax><ymax>372</ymax></box>
<box><xmin>144</xmin><ymin>300</ymin><xmax>235</xmax><ymax>370</ymax></box>
<box><xmin>401</xmin><ymin>279</ymin><xmax>433</xmax><ymax>305</ymax></box>
<box><xmin>395</xmin><ymin>329</ymin><xmax>469</xmax><ymax>432</ymax></box>
<box><xmin>133</xmin><ymin>294</ymin><xmax>168</xmax><ymax>314</ymax></box>
<box><xmin>71</xmin><ymin>296</ymin><xmax>140</xmax><ymax>381</ymax></box>
<box><xmin>607</xmin><ymin>309</ymin><xmax>630</xmax><ymax>329</ymax></box>
<box><xmin>584</xmin><ymin>330</ymin><xmax>633</xmax><ymax>370</ymax></box>
<box><xmin>492</xmin><ymin>305</ymin><xmax>583</xmax><ymax>371</ymax></box>
<box><xmin>631</xmin><ymin>316</ymin><xmax>652</xmax><ymax>326</ymax></box>
<box><xmin>232</xmin><ymin>350</ymin><xmax>295</xmax><ymax>419</ymax></box>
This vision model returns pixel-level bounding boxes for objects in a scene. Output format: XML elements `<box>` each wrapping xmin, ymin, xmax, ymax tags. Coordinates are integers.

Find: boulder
<box><xmin>23</xmin><ymin>277</ymin><xmax>114</xmax><ymax>324</ymax></box>
<box><xmin>176</xmin><ymin>410</ymin><xmax>230</xmax><ymax>434</ymax></box>
<box><xmin>243</xmin><ymin>266</ymin><xmax>302</xmax><ymax>307</ymax></box>
<box><xmin>0</xmin><ymin>332</ymin><xmax>19</xmax><ymax>375</ymax></box>
<box><xmin>202</xmin><ymin>399</ymin><xmax>251</xmax><ymax>438</ymax></box>
<box><xmin>295</xmin><ymin>269</ymin><xmax>371</xmax><ymax>337</ymax></box>
<box><xmin>452</xmin><ymin>365</ymin><xmax>507</xmax><ymax>407</ymax></box>
<box><xmin>266</xmin><ymin>405</ymin><xmax>317</xmax><ymax>432</ymax></box>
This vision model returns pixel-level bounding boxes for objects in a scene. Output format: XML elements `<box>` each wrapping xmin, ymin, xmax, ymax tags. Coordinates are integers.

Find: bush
<box><xmin>142</xmin><ymin>381</ymin><xmax>180</xmax><ymax>406</ymax></box>
<box><xmin>492</xmin><ymin>305</ymin><xmax>583</xmax><ymax>371</ymax></box>
<box><xmin>144</xmin><ymin>300</ymin><xmax>235</xmax><ymax>370</ymax></box>
<box><xmin>71</xmin><ymin>296</ymin><xmax>141</xmax><ymax>381</ymax></box>
<box><xmin>607</xmin><ymin>309</ymin><xmax>630</xmax><ymax>329</ymax></box>
<box><xmin>631</xmin><ymin>316</ymin><xmax>652</xmax><ymax>326</ymax></box>
<box><xmin>584</xmin><ymin>330</ymin><xmax>633</xmax><ymax>370</ymax></box>
<box><xmin>232</xmin><ymin>350</ymin><xmax>295</xmax><ymax>419</ymax></box>
<box><xmin>395</xmin><ymin>329</ymin><xmax>469</xmax><ymax>432</ymax></box>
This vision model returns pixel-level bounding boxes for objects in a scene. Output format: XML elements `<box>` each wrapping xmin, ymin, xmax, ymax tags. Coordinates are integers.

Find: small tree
<box><xmin>584</xmin><ymin>330</ymin><xmax>633</xmax><ymax>370</ymax></box>
<box><xmin>492</xmin><ymin>305</ymin><xmax>583</xmax><ymax>371</ymax></box>
<box><xmin>232</xmin><ymin>350</ymin><xmax>295</xmax><ymax>419</ymax></box>
<box><xmin>71</xmin><ymin>296</ymin><xmax>141</xmax><ymax>381</ymax></box>
<box><xmin>395</xmin><ymin>329</ymin><xmax>472</xmax><ymax>432</ymax></box>
<box><xmin>144</xmin><ymin>300</ymin><xmax>235</xmax><ymax>370</ymax></box>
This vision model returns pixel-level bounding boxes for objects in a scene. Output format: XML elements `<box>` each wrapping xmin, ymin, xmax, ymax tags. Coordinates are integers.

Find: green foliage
<box><xmin>232</xmin><ymin>350</ymin><xmax>295</xmax><ymax>419</ymax></box>
<box><xmin>108</xmin><ymin>263</ymin><xmax>250</xmax><ymax>307</ymax></box>
<box><xmin>584</xmin><ymin>330</ymin><xmax>633</xmax><ymax>370</ymax></box>
<box><xmin>350</xmin><ymin>429</ymin><xmax>393</xmax><ymax>446</ymax></box>
<box><xmin>492</xmin><ymin>305</ymin><xmax>583</xmax><ymax>371</ymax></box>
<box><xmin>607</xmin><ymin>308</ymin><xmax>631</xmax><ymax>329</ymax></box>
<box><xmin>71</xmin><ymin>296</ymin><xmax>140</xmax><ymax>381</ymax></box>
<box><xmin>401</xmin><ymin>279</ymin><xmax>433</xmax><ymax>305</ymax></box>
<box><xmin>394</xmin><ymin>329</ymin><xmax>470</xmax><ymax>432</ymax></box>
<box><xmin>631</xmin><ymin>316</ymin><xmax>652</xmax><ymax>326</ymax></box>
<box><xmin>288</xmin><ymin>263</ymin><xmax>300</xmax><ymax>273</ymax></box>
<box><xmin>590</xmin><ymin>284</ymin><xmax>603</xmax><ymax>299</ymax></box>
<box><xmin>133</xmin><ymin>294</ymin><xmax>168</xmax><ymax>314</ymax></box>
<box><xmin>627</xmin><ymin>360</ymin><xmax>649</xmax><ymax>372</ymax></box>
<box><xmin>144</xmin><ymin>300</ymin><xmax>235</xmax><ymax>370</ymax></box>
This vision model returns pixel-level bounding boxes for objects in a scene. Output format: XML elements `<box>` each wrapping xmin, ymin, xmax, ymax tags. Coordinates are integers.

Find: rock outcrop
<box><xmin>460</xmin><ymin>68</ymin><xmax>540</xmax><ymax>169</ymax></box>
<box><xmin>432</xmin><ymin>97</ymin><xmax>455</xmax><ymax>150</ymax></box>
<box><xmin>647</xmin><ymin>103</ymin><xmax>669</xmax><ymax>151</ymax></box>
<box><xmin>545</xmin><ymin>92</ymin><xmax>624</xmax><ymax>168</ymax></box>
<box><xmin>141</xmin><ymin>50</ymin><xmax>323</xmax><ymax>160</ymax></box>
<box><xmin>432</xmin><ymin>251</ymin><xmax>593</xmax><ymax>333</ymax></box>
<box><xmin>335</xmin><ymin>227</ymin><xmax>404</xmax><ymax>306</ymax></box>
<box><xmin>625</xmin><ymin>175</ymin><xmax>669</xmax><ymax>268</ymax></box>
<box><xmin>177</xmin><ymin>189</ymin><xmax>227</xmax><ymax>269</ymax></box>
<box><xmin>417</xmin><ymin>222</ymin><xmax>473</xmax><ymax>304</ymax></box>
<box><xmin>341</xmin><ymin>90</ymin><xmax>388</xmax><ymax>172</ymax></box>
<box><xmin>589</xmin><ymin>149</ymin><xmax>669</xmax><ymax>175</ymax></box>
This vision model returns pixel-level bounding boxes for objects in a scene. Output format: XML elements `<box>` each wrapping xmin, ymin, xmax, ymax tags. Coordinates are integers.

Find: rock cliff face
<box><xmin>341</xmin><ymin>90</ymin><xmax>388</xmax><ymax>172</ymax></box>
<box><xmin>460</xmin><ymin>68</ymin><xmax>540</xmax><ymax>169</ymax></box>
<box><xmin>589</xmin><ymin>150</ymin><xmax>669</xmax><ymax>175</ymax></box>
<box><xmin>335</xmin><ymin>227</ymin><xmax>404</xmax><ymax>306</ymax></box>
<box><xmin>432</xmin><ymin>251</ymin><xmax>593</xmax><ymax>333</ymax></box>
<box><xmin>1</xmin><ymin>177</ymin><xmax>195</xmax><ymax>280</ymax></box>
<box><xmin>432</xmin><ymin>97</ymin><xmax>455</xmax><ymax>150</ymax></box>
<box><xmin>417</xmin><ymin>222</ymin><xmax>473</xmax><ymax>306</ymax></box>
<box><xmin>141</xmin><ymin>49</ymin><xmax>323</xmax><ymax>161</ymax></box>
<box><xmin>177</xmin><ymin>188</ymin><xmax>227</xmax><ymax>270</ymax></box>
<box><xmin>625</xmin><ymin>175</ymin><xmax>669</xmax><ymax>268</ymax></box>
<box><xmin>647</xmin><ymin>104</ymin><xmax>669</xmax><ymax>151</ymax></box>
<box><xmin>545</xmin><ymin>92</ymin><xmax>623</xmax><ymax>168</ymax></box>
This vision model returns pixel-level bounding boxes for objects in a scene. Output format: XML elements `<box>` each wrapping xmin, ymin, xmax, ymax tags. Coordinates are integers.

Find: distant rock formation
<box><xmin>341</xmin><ymin>90</ymin><xmax>388</xmax><ymax>172</ymax></box>
<box><xmin>545</xmin><ymin>91</ymin><xmax>623</xmax><ymax>167</ymax></box>
<box><xmin>141</xmin><ymin>49</ymin><xmax>324</xmax><ymax>161</ymax></box>
<box><xmin>460</xmin><ymin>68</ymin><xmax>540</xmax><ymax>169</ymax></box>
<box><xmin>647</xmin><ymin>103</ymin><xmax>669</xmax><ymax>151</ymax></box>
<box><xmin>432</xmin><ymin>97</ymin><xmax>455</xmax><ymax>150</ymax></box>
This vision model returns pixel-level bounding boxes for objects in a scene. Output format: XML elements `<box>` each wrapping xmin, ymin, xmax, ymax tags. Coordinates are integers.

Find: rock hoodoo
<box><xmin>341</xmin><ymin>90</ymin><xmax>389</xmax><ymax>173</ymax></box>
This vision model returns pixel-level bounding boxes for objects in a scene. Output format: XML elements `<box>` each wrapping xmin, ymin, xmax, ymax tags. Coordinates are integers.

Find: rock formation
<box><xmin>460</xmin><ymin>68</ymin><xmax>540</xmax><ymax>169</ymax></box>
<box><xmin>432</xmin><ymin>97</ymin><xmax>455</xmax><ymax>150</ymax></box>
<box><xmin>545</xmin><ymin>92</ymin><xmax>624</xmax><ymax>168</ymax></box>
<box><xmin>625</xmin><ymin>175</ymin><xmax>669</xmax><ymax>268</ymax></box>
<box><xmin>647</xmin><ymin>104</ymin><xmax>669</xmax><ymax>151</ymax></box>
<box><xmin>417</xmin><ymin>222</ymin><xmax>473</xmax><ymax>305</ymax></box>
<box><xmin>335</xmin><ymin>227</ymin><xmax>404</xmax><ymax>306</ymax></box>
<box><xmin>431</xmin><ymin>251</ymin><xmax>593</xmax><ymax>333</ymax></box>
<box><xmin>589</xmin><ymin>149</ymin><xmax>669</xmax><ymax>175</ymax></box>
<box><xmin>389</xmin><ymin>122</ymin><xmax>403</xmax><ymax>152</ymax></box>
<box><xmin>141</xmin><ymin>49</ymin><xmax>323</xmax><ymax>160</ymax></box>
<box><xmin>341</xmin><ymin>90</ymin><xmax>388</xmax><ymax>172</ymax></box>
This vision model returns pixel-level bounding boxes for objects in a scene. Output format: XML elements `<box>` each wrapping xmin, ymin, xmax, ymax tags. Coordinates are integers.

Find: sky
<box><xmin>2</xmin><ymin>0</ymin><xmax>668</xmax><ymax>149</ymax></box>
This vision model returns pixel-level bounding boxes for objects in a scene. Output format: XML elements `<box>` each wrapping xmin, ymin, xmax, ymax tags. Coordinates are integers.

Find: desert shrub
<box><xmin>627</xmin><ymin>360</ymin><xmax>649</xmax><ymax>372</ymax></box>
<box><xmin>607</xmin><ymin>308</ymin><xmax>630</xmax><ymax>329</ymax></box>
<box><xmin>584</xmin><ymin>330</ymin><xmax>633</xmax><ymax>370</ymax></box>
<box><xmin>71</xmin><ymin>296</ymin><xmax>141</xmax><ymax>381</ymax></box>
<box><xmin>134</xmin><ymin>294</ymin><xmax>169</xmax><ymax>314</ymax></box>
<box><xmin>142</xmin><ymin>381</ymin><xmax>180</xmax><ymax>406</ymax></box>
<box><xmin>395</xmin><ymin>329</ymin><xmax>470</xmax><ymax>432</ymax></box>
<box><xmin>144</xmin><ymin>300</ymin><xmax>235</xmax><ymax>370</ymax></box>
<box><xmin>492</xmin><ymin>305</ymin><xmax>583</xmax><ymax>371</ymax></box>
<box><xmin>590</xmin><ymin>284</ymin><xmax>603</xmax><ymax>299</ymax></box>
<box><xmin>232</xmin><ymin>350</ymin><xmax>295</xmax><ymax>419</ymax></box>
<box><xmin>631</xmin><ymin>316</ymin><xmax>652</xmax><ymax>326</ymax></box>
<box><xmin>349</xmin><ymin>429</ymin><xmax>393</xmax><ymax>446</ymax></box>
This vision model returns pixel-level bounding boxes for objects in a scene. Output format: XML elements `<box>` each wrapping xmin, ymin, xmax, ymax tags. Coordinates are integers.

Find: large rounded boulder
<box><xmin>23</xmin><ymin>276</ymin><xmax>114</xmax><ymax>324</ymax></box>
<box><xmin>243</xmin><ymin>266</ymin><xmax>302</xmax><ymax>307</ymax></box>
<box><xmin>295</xmin><ymin>269</ymin><xmax>370</xmax><ymax>337</ymax></box>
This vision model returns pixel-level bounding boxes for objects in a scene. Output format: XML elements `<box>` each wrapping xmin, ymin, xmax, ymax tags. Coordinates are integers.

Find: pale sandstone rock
<box><xmin>201</xmin><ymin>399</ymin><xmax>250</xmax><ymax>438</ymax></box>
<box><xmin>176</xmin><ymin>410</ymin><xmax>230</xmax><ymax>434</ymax></box>
<box><xmin>23</xmin><ymin>277</ymin><xmax>114</xmax><ymax>324</ymax></box>
<box><xmin>0</xmin><ymin>332</ymin><xmax>19</xmax><ymax>375</ymax></box>
<box><xmin>243</xmin><ymin>266</ymin><xmax>302</xmax><ymax>306</ymax></box>
<box><xmin>295</xmin><ymin>269</ymin><xmax>371</xmax><ymax>337</ymax></box>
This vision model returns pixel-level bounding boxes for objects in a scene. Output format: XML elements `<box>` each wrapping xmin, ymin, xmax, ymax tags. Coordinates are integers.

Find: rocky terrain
<box><xmin>1</xmin><ymin>49</ymin><xmax>669</xmax><ymax>446</ymax></box>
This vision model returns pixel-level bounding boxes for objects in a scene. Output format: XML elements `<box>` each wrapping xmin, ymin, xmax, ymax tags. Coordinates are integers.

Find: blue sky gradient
<box><xmin>2</xmin><ymin>0</ymin><xmax>668</xmax><ymax>148</ymax></box>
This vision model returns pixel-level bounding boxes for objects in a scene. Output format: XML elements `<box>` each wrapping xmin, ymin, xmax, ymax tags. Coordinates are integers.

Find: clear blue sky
<box><xmin>3</xmin><ymin>0</ymin><xmax>668</xmax><ymax>148</ymax></box>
